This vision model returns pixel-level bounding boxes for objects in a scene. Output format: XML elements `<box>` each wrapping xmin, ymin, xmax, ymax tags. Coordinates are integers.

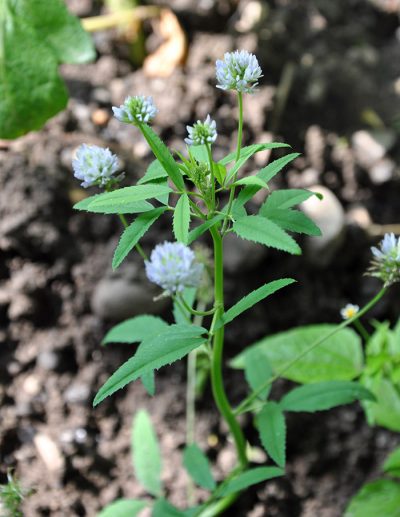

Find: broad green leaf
<box><xmin>233</xmin><ymin>215</ymin><xmax>301</xmax><ymax>255</ymax></box>
<box><xmin>236</xmin><ymin>153</ymin><xmax>300</xmax><ymax>208</ymax></box>
<box><xmin>280</xmin><ymin>381</ymin><xmax>375</xmax><ymax>412</ymax></box>
<box><xmin>138</xmin><ymin>160</ymin><xmax>168</xmax><ymax>184</ymax></box>
<box><xmin>344</xmin><ymin>480</ymin><xmax>400</xmax><ymax>517</ymax></box>
<box><xmin>75</xmin><ymin>197</ymin><xmax>154</xmax><ymax>214</ymax></box>
<box><xmin>113</xmin><ymin>208</ymin><xmax>167</xmax><ymax>269</ymax></box>
<box><xmin>256</xmin><ymin>402</ymin><xmax>286</xmax><ymax>468</ymax></box>
<box><xmin>218</xmin><ymin>466</ymin><xmax>284</xmax><ymax>497</ymax></box>
<box><xmin>140</xmin><ymin>124</ymin><xmax>185</xmax><ymax>190</ymax></box>
<box><xmin>231</xmin><ymin>325</ymin><xmax>363</xmax><ymax>384</ymax></box>
<box><xmin>262</xmin><ymin>189</ymin><xmax>321</xmax><ymax>211</ymax></box>
<box><xmin>94</xmin><ymin>325</ymin><xmax>207</xmax><ymax>405</ymax></box>
<box><xmin>153</xmin><ymin>500</ymin><xmax>186</xmax><ymax>517</ymax></box>
<box><xmin>86</xmin><ymin>185</ymin><xmax>171</xmax><ymax>214</ymax></box>
<box><xmin>0</xmin><ymin>0</ymin><xmax>95</xmax><ymax>139</ymax></box>
<box><xmin>173</xmin><ymin>288</ymin><xmax>197</xmax><ymax>324</ymax></box>
<box><xmin>233</xmin><ymin>176</ymin><xmax>269</xmax><ymax>190</ymax></box>
<box><xmin>189</xmin><ymin>145</ymin><xmax>208</xmax><ymax>163</ymax></box>
<box><xmin>214</xmin><ymin>163</ymin><xmax>227</xmax><ymax>185</ymax></box>
<box><xmin>132</xmin><ymin>410</ymin><xmax>162</xmax><ymax>496</ymax></box>
<box><xmin>74</xmin><ymin>193</ymin><xmax>104</xmax><ymax>211</ymax></box>
<box><xmin>183</xmin><ymin>444</ymin><xmax>216</xmax><ymax>490</ymax></box>
<box><xmin>361</xmin><ymin>376</ymin><xmax>400</xmax><ymax>432</ymax></box>
<box><xmin>244</xmin><ymin>348</ymin><xmax>273</xmax><ymax>400</ymax></box>
<box><xmin>103</xmin><ymin>315</ymin><xmax>169</xmax><ymax>345</ymax></box>
<box><xmin>187</xmin><ymin>214</ymin><xmax>224</xmax><ymax>245</ymax></box>
<box><xmin>97</xmin><ymin>499</ymin><xmax>147</xmax><ymax>517</ymax></box>
<box><xmin>260</xmin><ymin>208</ymin><xmax>321</xmax><ymax>236</ymax></box>
<box><xmin>218</xmin><ymin>279</ymin><xmax>296</xmax><ymax>329</ymax></box>
<box><xmin>383</xmin><ymin>447</ymin><xmax>400</xmax><ymax>478</ymax></box>
<box><xmin>173</xmin><ymin>194</ymin><xmax>191</xmax><ymax>244</ymax></box>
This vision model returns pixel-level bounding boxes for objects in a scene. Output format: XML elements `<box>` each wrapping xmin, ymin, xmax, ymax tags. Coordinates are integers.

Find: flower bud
<box><xmin>216</xmin><ymin>50</ymin><xmax>263</xmax><ymax>94</ymax></box>
<box><xmin>112</xmin><ymin>95</ymin><xmax>158</xmax><ymax>125</ymax></box>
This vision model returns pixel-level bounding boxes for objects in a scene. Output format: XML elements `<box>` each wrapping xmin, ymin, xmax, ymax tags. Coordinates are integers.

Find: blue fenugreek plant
<box><xmin>73</xmin><ymin>50</ymin><xmax>398</xmax><ymax>516</ymax></box>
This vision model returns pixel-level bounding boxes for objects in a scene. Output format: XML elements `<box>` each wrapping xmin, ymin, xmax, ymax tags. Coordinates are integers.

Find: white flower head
<box><xmin>145</xmin><ymin>241</ymin><xmax>203</xmax><ymax>294</ymax></box>
<box><xmin>72</xmin><ymin>144</ymin><xmax>122</xmax><ymax>188</ymax></box>
<box><xmin>216</xmin><ymin>50</ymin><xmax>263</xmax><ymax>93</ymax></box>
<box><xmin>112</xmin><ymin>95</ymin><xmax>158</xmax><ymax>125</ymax></box>
<box><xmin>185</xmin><ymin>115</ymin><xmax>217</xmax><ymax>146</ymax></box>
<box><xmin>369</xmin><ymin>233</ymin><xmax>400</xmax><ymax>286</ymax></box>
<box><xmin>340</xmin><ymin>303</ymin><xmax>360</xmax><ymax>320</ymax></box>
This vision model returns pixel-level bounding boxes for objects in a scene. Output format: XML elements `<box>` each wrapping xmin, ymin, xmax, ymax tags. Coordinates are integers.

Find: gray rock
<box><xmin>223</xmin><ymin>232</ymin><xmax>267</xmax><ymax>274</ymax></box>
<box><xmin>352</xmin><ymin>129</ymin><xmax>396</xmax><ymax>169</ymax></box>
<box><xmin>37</xmin><ymin>350</ymin><xmax>59</xmax><ymax>371</ymax></box>
<box><xmin>368</xmin><ymin>158</ymin><xmax>395</xmax><ymax>184</ymax></box>
<box><xmin>64</xmin><ymin>382</ymin><xmax>90</xmax><ymax>405</ymax></box>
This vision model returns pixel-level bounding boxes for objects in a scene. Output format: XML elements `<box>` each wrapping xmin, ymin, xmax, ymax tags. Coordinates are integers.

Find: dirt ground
<box><xmin>1</xmin><ymin>0</ymin><xmax>400</xmax><ymax>515</ymax></box>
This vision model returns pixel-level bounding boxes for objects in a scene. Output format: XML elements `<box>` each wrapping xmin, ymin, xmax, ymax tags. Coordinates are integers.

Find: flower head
<box><xmin>216</xmin><ymin>50</ymin><xmax>263</xmax><ymax>93</ymax></box>
<box><xmin>368</xmin><ymin>233</ymin><xmax>400</xmax><ymax>286</ymax></box>
<box><xmin>112</xmin><ymin>95</ymin><xmax>158</xmax><ymax>125</ymax></box>
<box><xmin>185</xmin><ymin>115</ymin><xmax>217</xmax><ymax>146</ymax></box>
<box><xmin>145</xmin><ymin>242</ymin><xmax>203</xmax><ymax>294</ymax></box>
<box><xmin>72</xmin><ymin>144</ymin><xmax>122</xmax><ymax>188</ymax></box>
<box><xmin>340</xmin><ymin>303</ymin><xmax>360</xmax><ymax>320</ymax></box>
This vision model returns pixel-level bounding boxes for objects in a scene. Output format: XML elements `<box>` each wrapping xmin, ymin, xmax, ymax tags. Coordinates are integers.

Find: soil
<box><xmin>1</xmin><ymin>0</ymin><xmax>400</xmax><ymax>516</ymax></box>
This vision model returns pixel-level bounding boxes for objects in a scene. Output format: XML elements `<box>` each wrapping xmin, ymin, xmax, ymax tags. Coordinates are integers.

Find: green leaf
<box><xmin>218</xmin><ymin>467</ymin><xmax>284</xmax><ymax>497</ymax></box>
<box><xmin>244</xmin><ymin>348</ymin><xmax>273</xmax><ymax>400</ymax></box>
<box><xmin>233</xmin><ymin>176</ymin><xmax>269</xmax><ymax>190</ymax></box>
<box><xmin>231</xmin><ymin>325</ymin><xmax>363</xmax><ymax>384</ymax></box>
<box><xmin>361</xmin><ymin>376</ymin><xmax>400</xmax><ymax>432</ymax></box>
<box><xmin>141</xmin><ymin>370</ymin><xmax>155</xmax><ymax>396</ymax></box>
<box><xmin>187</xmin><ymin>214</ymin><xmax>224</xmax><ymax>245</ymax></box>
<box><xmin>86</xmin><ymin>185</ymin><xmax>171</xmax><ymax>214</ymax></box>
<box><xmin>262</xmin><ymin>189</ymin><xmax>321</xmax><ymax>210</ymax></box>
<box><xmin>344</xmin><ymin>480</ymin><xmax>400</xmax><ymax>517</ymax></box>
<box><xmin>173</xmin><ymin>194</ymin><xmax>191</xmax><ymax>244</ymax></box>
<box><xmin>103</xmin><ymin>315</ymin><xmax>169</xmax><ymax>345</ymax></box>
<box><xmin>138</xmin><ymin>160</ymin><xmax>168</xmax><ymax>184</ymax></box>
<box><xmin>256</xmin><ymin>402</ymin><xmax>286</xmax><ymax>468</ymax></box>
<box><xmin>189</xmin><ymin>145</ymin><xmax>208</xmax><ymax>163</ymax></box>
<box><xmin>260</xmin><ymin>208</ymin><xmax>321</xmax><ymax>236</ymax></box>
<box><xmin>0</xmin><ymin>0</ymin><xmax>95</xmax><ymax>139</ymax></box>
<box><xmin>132</xmin><ymin>410</ymin><xmax>162</xmax><ymax>496</ymax></box>
<box><xmin>183</xmin><ymin>444</ymin><xmax>216</xmax><ymax>490</ymax></box>
<box><xmin>140</xmin><ymin>124</ymin><xmax>185</xmax><ymax>190</ymax></box>
<box><xmin>112</xmin><ymin>207</ymin><xmax>167</xmax><ymax>269</ymax></box>
<box><xmin>280</xmin><ymin>381</ymin><xmax>375</xmax><ymax>412</ymax></box>
<box><xmin>94</xmin><ymin>325</ymin><xmax>207</xmax><ymax>405</ymax></box>
<box><xmin>152</xmin><ymin>500</ymin><xmax>186</xmax><ymax>517</ymax></box>
<box><xmin>173</xmin><ymin>288</ymin><xmax>197</xmax><ymax>325</ymax></box>
<box><xmin>233</xmin><ymin>215</ymin><xmax>301</xmax><ymax>255</ymax></box>
<box><xmin>73</xmin><ymin>194</ymin><xmax>104</xmax><ymax>211</ymax></box>
<box><xmin>214</xmin><ymin>163</ymin><xmax>227</xmax><ymax>185</ymax></box>
<box><xmin>218</xmin><ymin>279</ymin><xmax>296</xmax><ymax>329</ymax></box>
<box><xmin>383</xmin><ymin>447</ymin><xmax>400</xmax><ymax>478</ymax></box>
<box><xmin>97</xmin><ymin>499</ymin><xmax>147</xmax><ymax>517</ymax></box>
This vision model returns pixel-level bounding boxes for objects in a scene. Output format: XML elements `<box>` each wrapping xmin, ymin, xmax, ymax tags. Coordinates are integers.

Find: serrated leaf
<box><xmin>97</xmin><ymin>499</ymin><xmax>147</xmax><ymax>517</ymax></box>
<box><xmin>0</xmin><ymin>0</ymin><xmax>95</xmax><ymax>139</ymax></box>
<box><xmin>218</xmin><ymin>466</ymin><xmax>284</xmax><ymax>497</ymax></box>
<box><xmin>183</xmin><ymin>444</ymin><xmax>216</xmax><ymax>490</ymax></box>
<box><xmin>235</xmin><ymin>153</ymin><xmax>300</xmax><ymax>208</ymax></box>
<box><xmin>280</xmin><ymin>381</ymin><xmax>375</xmax><ymax>412</ymax></box>
<box><xmin>140</xmin><ymin>124</ymin><xmax>185</xmax><ymax>190</ymax></box>
<box><xmin>344</xmin><ymin>480</ymin><xmax>400</xmax><ymax>517</ymax></box>
<box><xmin>233</xmin><ymin>176</ymin><xmax>269</xmax><ymax>189</ymax></box>
<box><xmin>244</xmin><ymin>348</ymin><xmax>273</xmax><ymax>400</ymax></box>
<box><xmin>103</xmin><ymin>315</ymin><xmax>169</xmax><ymax>345</ymax></box>
<box><xmin>138</xmin><ymin>160</ymin><xmax>168</xmax><ymax>184</ymax></box>
<box><xmin>94</xmin><ymin>325</ymin><xmax>207</xmax><ymax>405</ymax></box>
<box><xmin>173</xmin><ymin>194</ymin><xmax>191</xmax><ymax>244</ymax></box>
<box><xmin>112</xmin><ymin>208</ymin><xmax>167</xmax><ymax>269</ymax></box>
<box><xmin>132</xmin><ymin>410</ymin><xmax>162</xmax><ymax>496</ymax></box>
<box><xmin>256</xmin><ymin>402</ymin><xmax>286</xmax><ymax>468</ymax></box>
<box><xmin>73</xmin><ymin>193</ymin><xmax>104</xmax><ymax>211</ymax></box>
<box><xmin>152</xmin><ymin>500</ymin><xmax>186</xmax><ymax>517</ymax></box>
<box><xmin>86</xmin><ymin>185</ymin><xmax>171</xmax><ymax>214</ymax></box>
<box><xmin>187</xmin><ymin>214</ymin><xmax>224</xmax><ymax>245</ymax></box>
<box><xmin>233</xmin><ymin>216</ymin><xmax>301</xmax><ymax>255</ymax></box>
<box><xmin>260</xmin><ymin>208</ymin><xmax>321</xmax><ymax>236</ymax></box>
<box><xmin>141</xmin><ymin>370</ymin><xmax>155</xmax><ymax>396</ymax></box>
<box><xmin>231</xmin><ymin>325</ymin><xmax>363</xmax><ymax>384</ymax></box>
<box><xmin>383</xmin><ymin>447</ymin><xmax>400</xmax><ymax>478</ymax></box>
<box><xmin>262</xmin><ymin>189</ymin><xmax>320</xmax><ymax>210</ymax></box>
<box><xmin>217</xmin><ymin>279</ymin><xmax>296</xmax><ymax>329</ymax></box>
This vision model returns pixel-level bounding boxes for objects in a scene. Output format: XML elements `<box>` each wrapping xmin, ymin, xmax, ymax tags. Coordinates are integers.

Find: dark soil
<box><xmin>1</xmin><ymin>0</ymin><xmax>400</xmax><ymax>515</ymax></box>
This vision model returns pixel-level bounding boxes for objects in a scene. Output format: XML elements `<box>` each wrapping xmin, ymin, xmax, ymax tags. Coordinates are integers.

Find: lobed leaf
<box><xmin>183</xmin><ymin>444</ymin><xmax>216</xmax><ymax>490</ymax></box>
<box><xmin>97</xmin><ymin>499</ymin><xmax>147</xmax><ymax>517</ymax></box>
<box><xmin>132</xmin><ymin>410</ymin><xmax>162</xmax><ymax>496</ymax></box>
<box><xmin>280</xmin><ymin>381</ymin><xmax>375</xmax><ymax>412</ymax></box>
<box><xmin>218</xmin><ymin>466</ymin><xmax>284</xmax><ymax>497</ymax></box>
<box><xmin>233</xmin><ymin>215</ymin><xmax>301</xmax><ymax>255</ymax></box>
<box><xmin>173</xmin><ymin>194</ymin><xmax>191</xmax><ymax>244</ymax></box>
<box><xmin>112</xmin><ymin>207</ymin><xmax>167</xmax><ymax>269</ymax></box>
<box><xmin>256</xmin><ymin>402</ymin><xmax>286</xmax><ymax>468</ymax></box>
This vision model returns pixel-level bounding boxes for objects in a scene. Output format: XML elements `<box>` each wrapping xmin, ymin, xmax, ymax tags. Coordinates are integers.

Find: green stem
<box><xmin>209</xmin><ymin>226</ymin><xmax>248</xmax><ymax>469</ymax></box>
<box><xmin>178</xmin><ymin>294</ymin><xmax>215</xmax><ymax>317</ymax></box>
<box><xmin>221</xmin><ymin>93</ymin><xmax>243</xmax><ymax>234</ymax></box>
<box><xmin>206</xmin><ymin>143</ymin><xmax>216</xmax><ymax>212</ymax></box>
<box><xmin>235</xmin><ymin>287</ymin><xmax>387</xmax><ymax>415</ymax></box>
<box><xmin>353</xmin><ymin>319</ymin><xmax>371</xmax><ymax>342</ymax></box>
<box><xmin>117</xmin><ymin>214</ymin><xmax>147</xmax><ymax>260</ymax></box>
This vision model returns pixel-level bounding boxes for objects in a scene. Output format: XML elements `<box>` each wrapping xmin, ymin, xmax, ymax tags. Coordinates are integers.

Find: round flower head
<box><xmin>340</xmin><ymin>303</ymin><xmax>360</xmax><ymax>320</ymax></box>
<box><xmin>145</xmin><ymin>242</ymin><xmax>203</xmax><ymax>294</ymax></box>
<box><xmin>185</xmin><ymin>115</ymin><xmax>217</xmax><ymax>146</ymax></box>
<box><xmin>112</xmin><ymin>95</ymin><xmax>158</xmax><ymax>125</ymax></box>
<box><xmin>72</xmin><ymin>144</ymin><xmax>121</xmax><ymax>188</ymax></box>
<box><xmin>216</xmin><ymin>50</ymin><xmax>263</xmax><ymax>93</ymax></box>
<box><xmin>369</xmin><ymin>233</ymin><xmax>400</xmax><ymax>286</ymax></box>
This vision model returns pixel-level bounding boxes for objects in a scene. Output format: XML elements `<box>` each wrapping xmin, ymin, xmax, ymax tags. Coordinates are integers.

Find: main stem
<box><xmin>209</xmin><ymin>226</ymin><xmax>248</xmax><ymax>469</ymax></box>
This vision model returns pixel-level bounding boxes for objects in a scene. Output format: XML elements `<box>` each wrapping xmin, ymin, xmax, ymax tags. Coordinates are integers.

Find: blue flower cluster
<box><xmin>369</xmin><ymin>233</ymin><xmax>400</xmax><ymax>286</ymax></box>
<box><xmin>216</xmin><ymin>50</ymin><xmax>262</xmax><ymax>94</ymax></box>
<box><xmin>112</xmin><ymin>95</ymin><xmax>158</xmax><ymax>125</ymax></box>
<box><xmin>72</xmin><ymin>144</ymin><xmax>121</xmax><ymax>188</ymax></box>
<box><xmin>185</xmin><ymin>115</ymin><xmax>217</xmax><ymax>146</ymax></box>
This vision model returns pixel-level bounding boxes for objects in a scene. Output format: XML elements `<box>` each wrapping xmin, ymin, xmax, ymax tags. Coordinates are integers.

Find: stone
<box><xmin>34</xmin><ymin>433</ymin><xmax>65</xmax><ymax>475</ymax></box>
<box><xmin>352</xmin><ymin>130</ymin><xmax>395</xmax><ymax>169</ymax></box>
<box><xmin>64</xmin><ymin>382</ymin><xmax>90</xmax><ymax>405</ymax></box>
<box><xmin>37</xmin><ymin>350</ymin><xmax>59</xmax><ymax>371</ymax></box>
<box><xmin>223</xmin><ymin>232</ymin><xmax>267</xmax><ymax>274</ymax></box>
<box><xmin>368</xmin><ymin>158</ymin><xmax>395</xmax><ymax>184</ymax></box>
